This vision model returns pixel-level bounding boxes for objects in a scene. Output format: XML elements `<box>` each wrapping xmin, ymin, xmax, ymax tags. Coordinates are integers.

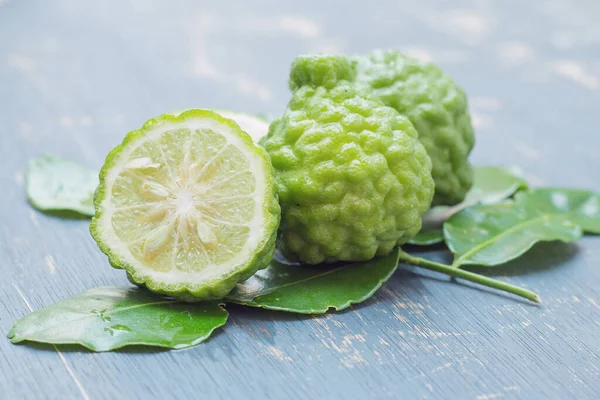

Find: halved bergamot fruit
<box><xmin>90</xmin><ymin>109</ymin><xmax>280</xmax><ymax>301</ymax></box>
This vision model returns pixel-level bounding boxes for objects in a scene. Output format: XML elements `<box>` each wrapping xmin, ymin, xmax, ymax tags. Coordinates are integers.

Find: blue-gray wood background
<box><xmin>1</xmin><ymin>0</ymin><xmax>599</xmax><ymax>399</ymax></box>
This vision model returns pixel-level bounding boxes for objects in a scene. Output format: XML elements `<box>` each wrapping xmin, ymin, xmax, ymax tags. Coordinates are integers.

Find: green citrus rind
<box><xmin>171</xmin><ymin>109</ymin><xmax>270</xmax><ymax>143</ymax></box>
<box><xmin>90</xmin><ymin>109</ymin><xmax>280</xmax><ymax>301</ymax></box>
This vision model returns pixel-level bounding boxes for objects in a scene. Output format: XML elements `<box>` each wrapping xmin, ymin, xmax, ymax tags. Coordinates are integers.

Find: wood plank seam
<box><xmin>13</xmin><ymin>283</ymin><xmax>91</xmax><ymax>400</ymax></box>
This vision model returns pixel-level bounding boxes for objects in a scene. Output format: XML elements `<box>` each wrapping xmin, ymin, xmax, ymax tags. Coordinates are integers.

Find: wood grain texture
<box><xmin>1</xmin><ymin>0</ymin><xmax>599</xmax><ymax>399</ymax></box>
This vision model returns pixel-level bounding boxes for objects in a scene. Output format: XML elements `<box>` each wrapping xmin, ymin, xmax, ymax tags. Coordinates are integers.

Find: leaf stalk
<box><xmin>398</xmin><ymin>251</ymin><xmax>541</xmax><ymax>303</ymax></box>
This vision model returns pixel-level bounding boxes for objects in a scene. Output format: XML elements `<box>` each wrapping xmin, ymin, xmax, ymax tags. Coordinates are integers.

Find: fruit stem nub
<box><xmin>289</xmin><ymin>54</ymin><xmax>356</xmax><ymax>91</ymax></box>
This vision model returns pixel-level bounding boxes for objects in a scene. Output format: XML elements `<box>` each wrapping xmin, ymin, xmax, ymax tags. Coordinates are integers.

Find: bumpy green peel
<box><xmin>353</xmin><ymin>49</ymin><xmax>475</xmax><ymax>206</ymax></box>
<box><xmin>263</xmin><ymin>55</ymin><xmax>435</xmax><ymax>264</ymax></box>
<box><xmin>90</xmin><ymin>110</ymin><xmax>280</xmax><ymax>301</ymax></box>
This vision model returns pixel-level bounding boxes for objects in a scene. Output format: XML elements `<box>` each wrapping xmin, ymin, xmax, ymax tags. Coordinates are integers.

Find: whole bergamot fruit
<box><xmin>353</xmin><ymin>49</ymin><xmax>475</xmax><ymax>206</ymax></box>
<box><xmin>261</xmin><ymin>54</ymin><xmax>435</xmax><ymax>265</ymax></box>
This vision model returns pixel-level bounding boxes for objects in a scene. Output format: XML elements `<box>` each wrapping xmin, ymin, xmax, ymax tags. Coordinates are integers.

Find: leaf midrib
<box><xmin>14</xmin><ymin>298</ymin><xmax>178</xmax><ymax>339</ymax></box>
<box><xmin>452</xmin><ymin>214</ymin><xmax>564</xmax><ymax>267</ymax></box>
<box><xmin>105</xmin><ymin>299</ymin><xmax>178</xmax><ymax>316</ymax></box>
<box><xmin>250</xmin><ymin>267</ymin><xmax>344</xmax><ymax>298</ymax></box>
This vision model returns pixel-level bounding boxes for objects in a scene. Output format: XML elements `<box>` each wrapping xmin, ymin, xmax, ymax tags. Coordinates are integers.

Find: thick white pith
<box><xmin>217</xmin><ymin>112</ymin><xmax>269</xmax><ymax>142</ymax></box>
<box><xmin>97</xmin><ymin>117</ymin><xmax>268</xmax><ymax>286</ymax></box>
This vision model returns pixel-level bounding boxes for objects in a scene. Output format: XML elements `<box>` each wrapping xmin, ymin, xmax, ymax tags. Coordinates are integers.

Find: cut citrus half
<box><xmin>90</xmin><ymin>109</ymin><xmax>280</xmax><ymax>301</ymax></box>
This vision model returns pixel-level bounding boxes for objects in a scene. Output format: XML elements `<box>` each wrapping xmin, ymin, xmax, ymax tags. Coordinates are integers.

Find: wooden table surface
<box><xmin>2</xmin><ymin>0</ymin><xmax>600</xmax><ymax>399</ymax></box>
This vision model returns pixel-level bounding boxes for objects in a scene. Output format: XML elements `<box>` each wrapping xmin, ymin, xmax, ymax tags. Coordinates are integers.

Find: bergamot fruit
<box><xmin>353</xmin><ymin>49</ymin><xmax>475</xmax><ymax>206</ymax></box>
<box><xmin>262</xmin><ymin>54</ymin><xmax>435</xmax><ymax>265</ymax></box>
<box><xmin>90</xmin><ymin>109</ymin><xmax>280</xmax><ymax>301</ymax></box>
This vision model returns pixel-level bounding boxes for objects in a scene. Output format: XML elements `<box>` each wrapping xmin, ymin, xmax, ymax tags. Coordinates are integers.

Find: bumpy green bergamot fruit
<box><xmin>353</xmin><ymin>49</ymin><xmax>475</xmax><ymax>206</ymax></box>
<box><xmin>262</xmin><ymin>54</ymin><xmax>435</xmax><ymax>265</ymax></box>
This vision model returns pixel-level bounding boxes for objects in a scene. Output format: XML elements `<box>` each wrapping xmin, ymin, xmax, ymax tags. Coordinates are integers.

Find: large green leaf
<box><xmin>8</xmin><ymin>286</ymin><xmax>228</xmax><ymax>352</ymax></box>
<box><xmin>521</xmin><ymin>188</ymin><xmax>600</xmax><ymax>234</ymax></box>
<box><xmin>410</xmin><ymin>166</ymin><xmax>528</xmax><ymax>246</ymax></box>
<box><xmin>227</xmin><ymin>248</ymin><xmax>400</xmax><ymax>314</ymax></box>
<box><xmin>444</xmin><ymin>196</ymin><xmax>583</xmax><ymax>268</ymax></box>
<box><xmin>26</xmin><ymin>155</ymin><xmax>98</xmax><ymax>216</ymax></box>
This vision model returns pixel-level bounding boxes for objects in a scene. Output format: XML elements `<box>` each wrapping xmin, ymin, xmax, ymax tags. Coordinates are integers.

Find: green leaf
<box><xmin>520</xmin><ymin>188</ymin><xmax>600</xmax><ymax>234</ymax></box>
<box><xmin>410</xmin><ymin>166</ymin><xmax>528</xmax><ymax>246</ymax></box>
<box><xmin>8</xmin><ymin>286</ymin><xmax>228</xmax><ymax>352</ymax></box>
<box><xmin>26</xmin><ymin>155</ymin><xmax>98</xmax><ymax>216</ymax></box>
<box><xmin>227</xmin><ymin>248</ymin><xmax>401</xmax><ymax>314</ymax></box>
<box><xmin>464</xmin><ymin>166</ymin><xmax>528</xmax><ymax>205</ymax></box>
<box><xmin>444</xmin><ymin>196</ymin><xmax>583</xmax><ymax>268</ymax></box>
<box><xmin>408</xmin><ymin>230</ymin><xmax>444</xmax><ymax>246</ymax></box>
